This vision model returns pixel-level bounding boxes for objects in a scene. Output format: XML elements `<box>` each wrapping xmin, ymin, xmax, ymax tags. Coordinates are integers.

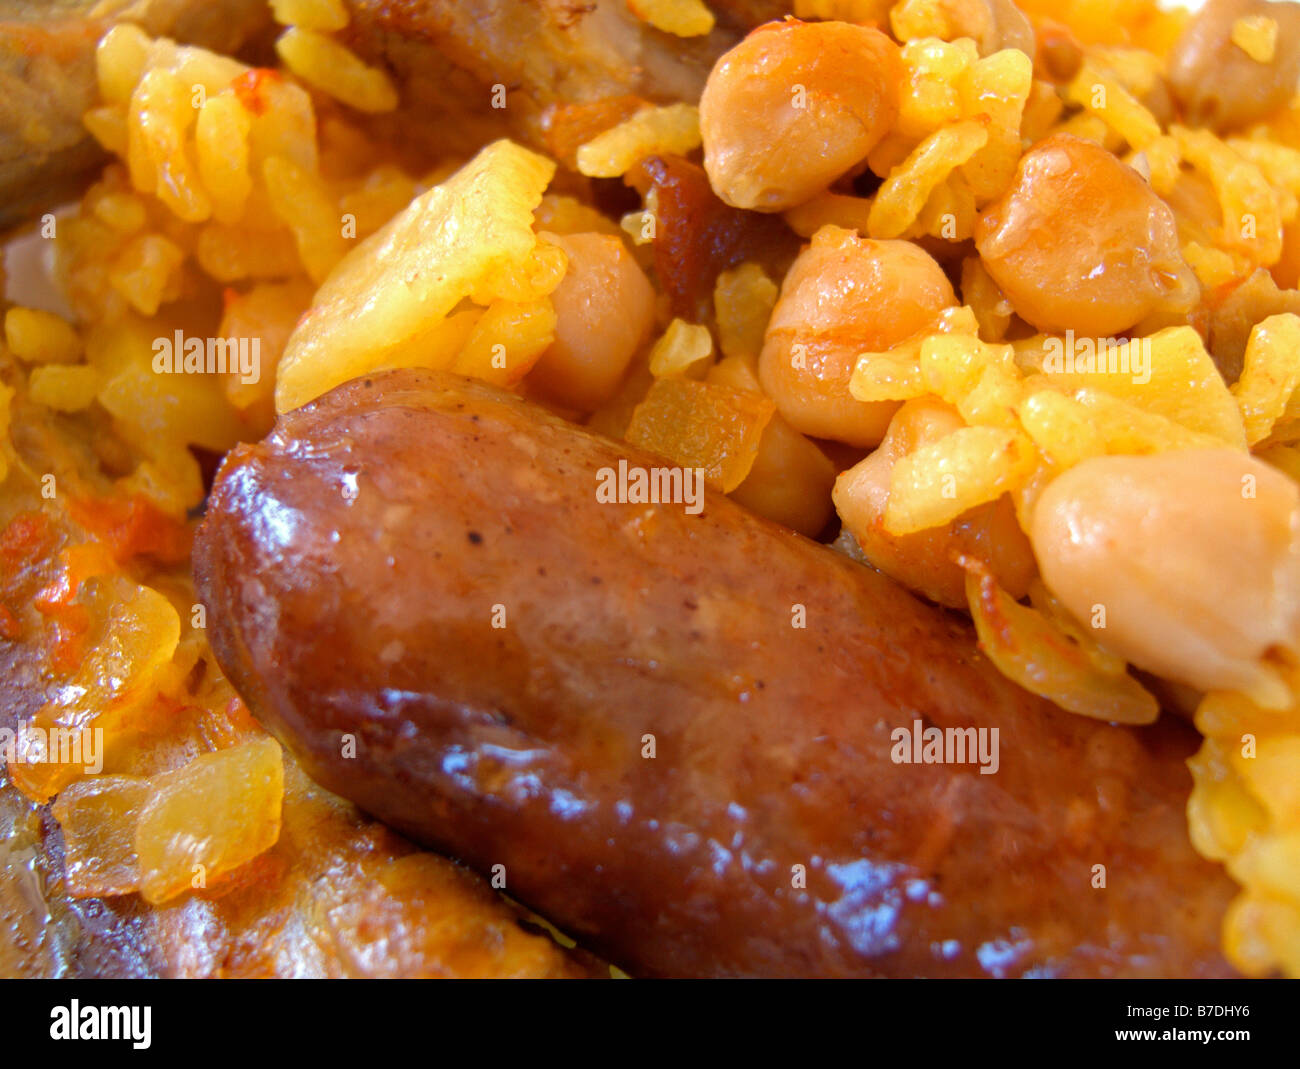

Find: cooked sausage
<box><xmin>194</xmin><ymin>368</ymin><xmax>1238</xmax><ymax>978</ymax></box>
<box><xmin>0</xmin><ymin>396</ymin><xmax>593</xmax><ymax>980</ymax></box>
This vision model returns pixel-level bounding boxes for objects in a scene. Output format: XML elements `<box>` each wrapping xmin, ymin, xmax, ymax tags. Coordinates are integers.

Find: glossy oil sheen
<box><xmin>195</xmin><ymin>369</ymin><xmax>1237</xmax><ymax>978</ymax></box>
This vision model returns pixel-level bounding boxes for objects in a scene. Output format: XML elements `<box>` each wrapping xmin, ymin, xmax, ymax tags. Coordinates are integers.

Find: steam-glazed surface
<box><xmin>195</xmin><ymin>369</ymin><xmax>1237</xmax><ymax>978</ymax></box>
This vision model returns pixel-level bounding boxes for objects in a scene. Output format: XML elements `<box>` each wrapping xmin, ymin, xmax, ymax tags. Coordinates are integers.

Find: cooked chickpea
<box><xmin>699</xmin><ymin>20</ymin><xmax>901</xmax><ymax>212</ymax></box>
<box><xmin>1031</xmin><ymin>449</ymin><xmax>1300</xmax><ymax>699</ymax></box>
<box><xmin>1169</xmin><ymin>0</ymin><xmax>1300</xmax><ymax>132</ymax></box>
<box><xmin>759</xmin><ymin>226</ymin><xmax>956</xmax><ymax>447</ymax></box>
<box><xmin>833</xmin><ymin>398</ymin><xmax>1035</xmax><ymax>608</ymax></box>
<box><xmin>1037</xmin><ymin>21</ymin><xmax>1084</xmax><ymax>82</ymax></box>
<box><xmin>974</xmin><ymin>134</ymin><xmax>1198</xmax><ymax>337</ymax></box>
<box><xmin>734</xmin><ymin>415</ymin><xmax>838</xmax><ymax>537</ymax></box>
<box><xmin>707</xmin><ymin>354</ymin><xmax>837</xmax><ymax>537</ymax></box>
<box><xmin>528</xmin><ymin>232</ymin><xmax>655</xmax><ymax>412</ymax></box>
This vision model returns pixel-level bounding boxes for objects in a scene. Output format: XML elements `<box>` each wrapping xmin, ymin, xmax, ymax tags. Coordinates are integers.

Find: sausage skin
<box><xmin>194</xmin><ymin>369</ymin><xmax>1237</xmax><ymax>978</ymax></box>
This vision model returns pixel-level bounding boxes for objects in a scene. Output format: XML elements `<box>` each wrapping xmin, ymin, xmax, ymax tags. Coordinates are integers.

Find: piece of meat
<box><xmin>626</xmin><ymin>154</ymin><xmax>799</xmax><ymax>320</ymax></box>
<box><xmin>0</xmin><ymin>0</ymin><xmax>274</xmax><ymax>229</ymax></box>
<box><xmin>1</xmin><ymin>1</ymin><xmax>779</xmax><ymax>234</ymax></box>
<box><xmin>0</xmin><ymin>369</ymin><xmax>594</xmax><ymax>979</ymax></box>
<box><xmin>339</xmin><ymin>0</ymin><xmax>775</xmax><ymax>161</ymax></box>
<box><xmin>194</xmin><ymin>368</ymin><xmax>1239</xmax><ymax>979</ymax></box>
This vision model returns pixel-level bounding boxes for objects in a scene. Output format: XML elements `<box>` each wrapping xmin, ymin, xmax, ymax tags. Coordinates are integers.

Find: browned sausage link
<box><xmin>194</xmin><ymin>369</ymin><xmax>1237</xmax><ymax>978</ymax></box>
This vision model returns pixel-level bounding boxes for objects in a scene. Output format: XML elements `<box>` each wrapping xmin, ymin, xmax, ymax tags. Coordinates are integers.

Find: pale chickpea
<box><xmin>759</xmin><ymin>225</ymin><xmax>956</xmax><ymax>448</ymax></box>
<box><xmin>974</xmin><ymin>134</ymin><xmax>1198</xmax><ymax>337</ymax></box>
<box><xmin>707</xmin><ymin>354</ymin><xmax>837</xmax><ymax>537</ymax></box>
<box><xmin>1031</xmin><ymin>450</ymin><xmax>1300</xmax><ymax>699</ymax></box>
<box><xmin>699</xmin><ymin>20</ymin><xmax>901</xmax><ymax>212</ymax></box>
<box><xmin>528</xmin><ymin>232</ymin><xmax>655</xmax><ymax>412</ymax></box>
<box><xmin>833</xmin><ymin>398</ymin><xmax>1035</xmax><ymax>608</ymax></box>
<box><xmin>1169</xmin><ymin>0</ymin><xmax>1300</xmax><ymax>132</ymax></box>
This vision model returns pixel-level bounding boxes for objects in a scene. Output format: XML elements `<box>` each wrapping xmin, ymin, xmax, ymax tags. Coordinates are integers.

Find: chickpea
<box><xmin>528</xmin><ymin>232</ymin><xmax>655</xmax><ymax>412</ymax></box>
<box><xmin>759</xmin><ymin>225</ymin><xmax>956</xmax><ymax>447</ymax></box>
<box><xmin>1031</xmin><ymin>449</ymin><xmax>1300</xmax><ymax>699</ymax></box>
<box><xmin>974</xmin><ymin>134</ymin><xmax>1198</xmax><ymax>337</ymax></box>
<box><xmin>1140</xmin><ymin>75</ymin><xmax>1176</xmax><ymax>130</ymax></box>
<box><xmin>707</xmin><ymin>354</ymin><xmax>837</xmax><ymax>537</ymax></box>
<box><xmin>833</xmin><ymin>398</ymin><xmax>1036</xmax><ymax>609</ymax></box>
<box><xmin>1169</xmin><ymin>0</ymin><xmax>1300</xmax><ymax>132</ymax></box>
<box><xmin>699</xmin><ymin>20</ymin><xmax>901</xmax><ymax>212</ymax></box>
<box><xmin>1037</xmin><ymin>21</ymin><xmax>1084</xmax><ymax>83</ymax></box>
<box><xmin>733</xmin><ymin>415</ymin><xmax>838</xmax><ymax>537</ymax></box>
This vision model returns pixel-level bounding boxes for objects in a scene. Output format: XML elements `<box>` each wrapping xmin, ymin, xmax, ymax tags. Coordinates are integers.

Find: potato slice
<box><xmin>1025</xmin><ymin>325</ymin><xmax>1247</xmax><ymax>448</ymax></box>
<box><xmin>962</xmin><ymin>557</ymin><xmax>1160</xmax><ymax>726</ymax></box>
<box><xmin>52</xmin><ymin>775</ymin><xmax>153</xmax><ymax>897</ymax></box>
<box><xmin>626</xmin><ymin>379</ymin><xmax>775</xmax><ymax>493</ymax></box>
<box><xmin>1235</xmin><ymin>313</ymin><xmax>1300</xmax><ymax>445</ymax></box>
<box><xmin>276</xmin><ymin>140</ymin><xmax>557</xmax><ymax>412</ymax></box>
<box><xmin>135</xmin><ymin>737</ymin><xmax>284</xmax><ymax>904</ymax></box>
<box><xmin>10</xmin><ymin>577</ymin><xmax>180</xmax><ymax>803</ymax></box>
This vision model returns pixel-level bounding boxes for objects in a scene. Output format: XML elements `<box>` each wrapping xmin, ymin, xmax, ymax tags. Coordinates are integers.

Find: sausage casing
<box><xmin>194</xmin><ymin>369</ymin><xmax>1236</xmax><ymax>977</ymax></box>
